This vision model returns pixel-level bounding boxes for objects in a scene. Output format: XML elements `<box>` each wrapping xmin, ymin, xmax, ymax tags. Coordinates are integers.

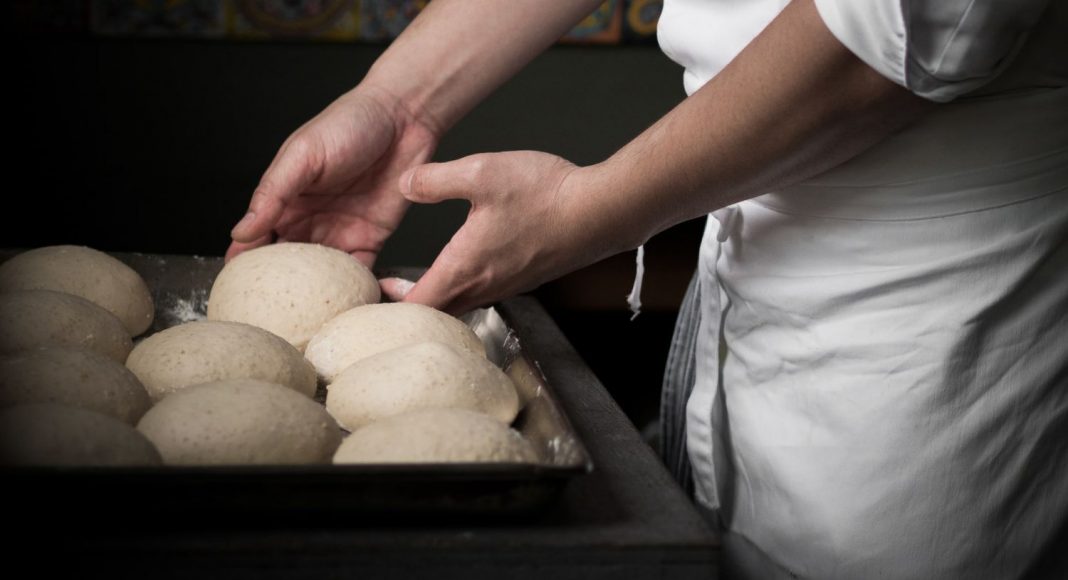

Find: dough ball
<box><xmin>0</xmin><ymin>245</ymin><xmax>154</xmax><ymax>336</ymax></box>
<box><xmin>306</xmin><ymin>303</ymin><xmax>485</xmax><ymax>382</ymax></box>
<box><xmin>208</xmin><ymin>242</ymin><xmax>380</xmax><ymax>351</ymax></box>
<box><xmin>0</xmin><ymin>289</ymin><xmax>133</xmax><ymax>363</ymax></box>
<box><xmin>0</xmin><ymin>403</ymin><xmax>161</xmax><ymax>466</ymax></box>
<box><xmin>327</xmin><ymin>341</ymin><xmax>519</xmax><ymax>431</ymax></box>
<box><xmin>126</xmin><ymin>320</ymin><xmax>316</xmax><ymax>401</ymax></box>
<box><xmin>137</xmin><ymin>379</ymin><xmax>342</xmax><ymax>465</ymax></box>
<box><xmin>333</xmin><ymin>408</ymin><xmax>538</xmax><ymax>464</ymax></box>
<box><xmin>0</xmin><ymin>346</ymin><xmax>151</xmax><ymax>425</ymax></box>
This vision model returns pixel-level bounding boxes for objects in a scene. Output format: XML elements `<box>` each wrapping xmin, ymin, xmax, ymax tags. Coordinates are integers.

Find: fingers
<box><xmin>399</xmin><ymin>154</ymin><xmax>496</xmax><ymax>205</ymax></box>
<box><xmin>402</xmin><ymin>243</ymin><xmax>482</xmax><ymax>315</ymax></box>
<box><xmin>350</xmin><ymin>250</ymin><xmax>377</xmax><ymax>269</ymax></box>
<box><xmin>378</xmin><ymin>277</ymin><xmax>416</xmax><ymax>302</ymax></box>
<box><xmin>231</xmin><ymin>138</ymin><xmax>321</xmax><ymax>243</ymax></box>
<box><xmin>398</xmin><ymin>162</ymin><xmax>498</xmax><ymax>312</ymax></box>
<box><xmin>224</xmin><ymin>234</ymin><xmax>272</xmax><ymax>262</ymax></box>
<box><xmin>395</xmin><ymin>152</ymin><xmax>571</xmax><ymax>314</ymax></box>
<box><xmin>403</xmin><ymin>272</ymin><xmax>456</xmax><ymax>312</ymax></box>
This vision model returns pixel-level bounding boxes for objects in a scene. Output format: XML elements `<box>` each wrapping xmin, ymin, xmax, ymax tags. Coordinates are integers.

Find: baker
<box><xmin>228</xmin><ymin>0</ymin><xmax>1067</xmax><ymax>577</ymax></box>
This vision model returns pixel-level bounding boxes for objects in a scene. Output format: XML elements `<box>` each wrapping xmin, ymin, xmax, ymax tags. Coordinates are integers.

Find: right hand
<box><xmin>227</xmin><ymin>85</ymin><xmax>440</xmax><ymax>267</ymax></box>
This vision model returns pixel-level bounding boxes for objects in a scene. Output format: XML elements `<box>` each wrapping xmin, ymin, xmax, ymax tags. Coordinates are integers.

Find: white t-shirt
<box><xmin>658</xmin><ymin>1</ymin><xmax>1068</xmax><ymax>578</ymax></box>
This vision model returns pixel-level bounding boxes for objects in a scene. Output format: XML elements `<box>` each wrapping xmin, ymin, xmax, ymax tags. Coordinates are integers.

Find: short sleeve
<box><xmin>813</xmin><ymin>0</ymin><xmax>1051</xmax><ymax>102</ymax></box>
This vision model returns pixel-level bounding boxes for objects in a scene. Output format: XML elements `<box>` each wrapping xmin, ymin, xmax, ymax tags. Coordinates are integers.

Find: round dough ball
<box><xmin>327</xmin><ymin>341</ymin><xmax>519</xmax><ymax>431</ymax></box>
<box><xmin>306</xmin><ymin>303</ymin><xmax>485</xmax><ymax>382</ymax></box>
<box><xmin>208</xmin><ymin>242</ymin><xmax>380</xmax><ymax>351</ymax></box>
<box><xmin>0</xmin><ymin>245</ymin><xmax>154</xmax><ymax>336</ymax></box>
<box><xmin>0</xmin><ymin>289</ymin><xmax>133</xmax><ymax>363</ymax></box>
<box><xmin>125</xmin><ymin>320</ymin><xmax>316</xmax><ymax>401</ymax></box>
<box><xmin>0</xmin><ymin>346</ymin><xmax>151</xmax><ymax>424</ymax></box>
<box><xmin>333</xmin><ymin>408</ymin><xmax>538</xmax><ymax>464</ymax></box>
<box><xmin>137</xmin><ymin>379</ymin><xmax>342</xmax><ymax>465</ymax></box>
<box><xmin>0</xmin><ymin>403</ymin><xmax>161</xmax><ymax>466</ymax></box>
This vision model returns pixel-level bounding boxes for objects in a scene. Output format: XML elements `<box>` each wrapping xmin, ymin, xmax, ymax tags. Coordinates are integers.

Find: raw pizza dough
<box><xmin>137</xmin><ymin>379</ymin><xmax>342</xmax><ymax>465</ymax></box>
<box><xmin>306</xmin><ymin>302</ymin><xmax>485</xmax><ymax>382</ymax></box>
<box><xmin>333</xmin><ymin>408</ymin><xmax>538</xmax><ymax>464</ymax></box>
<box><xmin>0</xmin><ymin>245</ymin><xmax>154</xmax><ymax>335</ymax></box>
<box><xmin>125</xmin><ymin>320</ymin><xmax>316</xmax><ymax>401</ymax></box>
<box><xmin>326</xmin><ymin>341</ymin><xmax>519</xmax><ymax>430</ymax></box>
<box><xmin>0</xmin><ymin>289</ymin><xmax>133</xmax><ymax>363</ymax></box>
<box><xmin>0</xmin><ymin>403</ymin><xmax>162</xmax><ymax>466</ymax></box>
<box><xmin>0</xmin><ymin>346</ymin><xmax>151</xmax><ymax>425</ymax></box>
<box><xmin>208</xmin><ymin>242</ymin><xmax>380</xmax><ymax>351</ymax></box>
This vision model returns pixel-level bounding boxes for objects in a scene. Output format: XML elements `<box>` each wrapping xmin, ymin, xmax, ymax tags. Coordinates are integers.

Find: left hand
<box><xmin>382</xmin><ymin>151</ymin><xmax>625</xmax><ymax>314</ymax></box>
<box><xmin>226</xmin><ymin>85</ymin><xmax>439</xmax><ymax>267</ymax></box>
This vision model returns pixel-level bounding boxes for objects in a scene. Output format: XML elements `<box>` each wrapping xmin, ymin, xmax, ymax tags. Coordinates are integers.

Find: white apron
<box><xmin>685</xmin><ymin>87</ymin><xmax>1068</xmax><ymax>578</ymax></box>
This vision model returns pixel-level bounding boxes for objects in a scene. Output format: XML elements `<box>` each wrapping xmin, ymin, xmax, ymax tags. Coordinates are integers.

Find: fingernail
<box><xmin>399</xmin><ymin>170</ymin><xmax>413</xmax><ymax>195</ymax></box>
<box><xmin>232</xmin><ymin>211</ymin><xmax>256</xmax><ymax>235</ymax></box>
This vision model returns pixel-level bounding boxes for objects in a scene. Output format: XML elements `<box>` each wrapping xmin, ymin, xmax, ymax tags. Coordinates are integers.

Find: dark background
<box><xmin>6</xmin><ymin>38</ymin><xmax>703</xmax><ymax>434</ymax></box>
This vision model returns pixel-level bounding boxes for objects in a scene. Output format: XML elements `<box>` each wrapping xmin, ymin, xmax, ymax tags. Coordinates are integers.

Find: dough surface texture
<box><xmin>0</xmin><ymin>245</ymin><xmax>154</xmax><ymax>335</ymax></box>
<box><xmin>0</xmin><ymin>289</ymin><xmax>133</xmax><ymax>363</ymax></box>
<box><xmin>137</xmin><ymin>379</ymin><xmax>342</xmax><ymax>465</ymax></box>
<box><xmin>333</xmin><ymin>408</ymin><xmax>538</xmax><ymax>464</ymax></box>
<box><xmin>0</xmin><ymin>346</ymin><xmax>151</xmax><ymax>424</ymax></box>
<box><xmin>125</xmin><ymin>320</ymin><xmax>316</xmax><ymax>401</ymax></box>
<box><xmin>0</xmin><ymin>403</ymin><xmax>161</xmax><ymax>466</ymax></box>
<box><xmin>208</xmin><ymin>242</ymin><xmax>380</xmax><ymax>350</ymax></box>
<box><xmin>306</xmin><ymin>302</ymin><xmax>485</xmax><ymax>382</ymax></box>
<box><xmin>327</xmin><ymin>341</ymin><xmax>519</xmax><ymax>430</ymax></box>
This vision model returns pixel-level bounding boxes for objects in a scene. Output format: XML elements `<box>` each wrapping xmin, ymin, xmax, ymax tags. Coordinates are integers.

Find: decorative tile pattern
<box><xmin>36</xmin><ymin>0</ymin><xmax>660</xmax><ymax>43</ymax></box>
<box><xmin>624</xmin><ymin>0</ymin><xmax>661</xmax><ymax>42</ymax></box>
<box><xmin>359</xmin><ymin>0</ymin><xmax>427</xmax><ymax>42</ymax></box>
<box><xmin>229</xmin><ymin>0</ymin><xmax>359</xmax><ymax>41</ymax></box>
<box><xmin>561</xmin><ymin>0</ymin><xmax>622</xmax><ymax>45</ymax></box>
<box><xmin>91</xmin><ymin>0</ymin><xmax>225</xmax><ymax>37</ymax></box>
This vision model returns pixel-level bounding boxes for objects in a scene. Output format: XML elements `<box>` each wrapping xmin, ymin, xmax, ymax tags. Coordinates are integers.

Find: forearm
<box><xmin>362</xmin><ymin>0</ymin><xmax>603</xmax><ymax>135</ymax></box>
<box><xmin>566</xmin><ymin>0</ymin><xmax>935</xmax><ymax>252</ymax></box>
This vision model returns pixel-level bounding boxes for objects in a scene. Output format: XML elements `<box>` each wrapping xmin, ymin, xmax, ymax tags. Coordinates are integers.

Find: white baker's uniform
<box><xmin>657</xmin><ymin>1</ymin><xmax>1068</xmax><ymax>578</ymax></box>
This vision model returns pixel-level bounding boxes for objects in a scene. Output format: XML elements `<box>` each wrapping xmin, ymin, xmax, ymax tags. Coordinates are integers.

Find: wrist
<box><xmin>554</xmin><ymin>162</ymin><xmax>659</xmax><ymax>259</ymax></box>
<box><xmin>349</xmin><ymin>81</ymin><xmax>445</xmax><ymax>146</ymax></box>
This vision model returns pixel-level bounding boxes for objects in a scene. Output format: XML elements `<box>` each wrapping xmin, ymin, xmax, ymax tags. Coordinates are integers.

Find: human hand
<box><xmin>382</xmin><ymin>151</ymin><xmax>638</xmax><ymax>315</ymax></box>
<box><xmin>227</xmin><ymin>85</ymin><xmax>439</xmax><ymax>267</ymax></box>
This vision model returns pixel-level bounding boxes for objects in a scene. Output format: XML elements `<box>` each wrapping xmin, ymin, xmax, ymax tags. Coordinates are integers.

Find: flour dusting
<box><xmin>160</xmin><ymin>288</ymin><xmax>208</xmax><ymax>327</ymax></box>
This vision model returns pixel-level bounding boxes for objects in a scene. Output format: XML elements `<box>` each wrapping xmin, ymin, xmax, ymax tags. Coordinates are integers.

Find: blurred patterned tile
<box><xmin>562</xmin><ymin>0</ymin><xmax>622</xmax><ymax>45</ymax></box>
<box><xmin>229</xmin><ymin>0</ymin><xmax>358</xmax><ymax>41</ymax></box>
<box><xmin>91</xmin><ymin>0</ymin><xmax>225</xmax><ymax>37</ymax></box>
<box><xmin>358</xmin><ymin>0</ymin><xmax>427</xmax><ymax>42</ymax></box>
<box><xmin>79</xmin><ymin>0</ymin><xmax>656</xmax><ymax>44</ymax></box>
<box><xmin>623</xmin><ymin>0</ymin><xmax>660</xmax><ymax>42</ymax></box>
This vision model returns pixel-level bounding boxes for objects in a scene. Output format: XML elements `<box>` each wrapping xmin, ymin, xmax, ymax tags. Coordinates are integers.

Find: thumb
<box><xmin>378</xmin><ymin>277</ymin><xmax>416</xmax><ymax>302</ymax></box>
<box><xmin>399</xmin><ymin>154</ymin><xmax>496</xmax><ymax>205</ymax></box>
<box><xmin>225</xmin><ymin>235</ymin><xmax>272</xmax><ymax>263</ymax></box>
<box><xmin>231</xmin><ymin>139</ymin><xmax>320</xmax><ymax>242</ymax></box>
<box><xmin>402</xmin><ymin>264</ymin><xmax>461</xmax><ymax>314</ymax></box>
<box><xmin>400</xmin><ymin>242</ymin><xmax>478</xmax><ymax>315</ymax></box>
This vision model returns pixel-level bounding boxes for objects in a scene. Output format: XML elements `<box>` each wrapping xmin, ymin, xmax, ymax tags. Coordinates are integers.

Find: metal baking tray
<box><xmin>2</xmin><ymin>251</ymin><xmax>593</xmax><ymax>523</ymax></box>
